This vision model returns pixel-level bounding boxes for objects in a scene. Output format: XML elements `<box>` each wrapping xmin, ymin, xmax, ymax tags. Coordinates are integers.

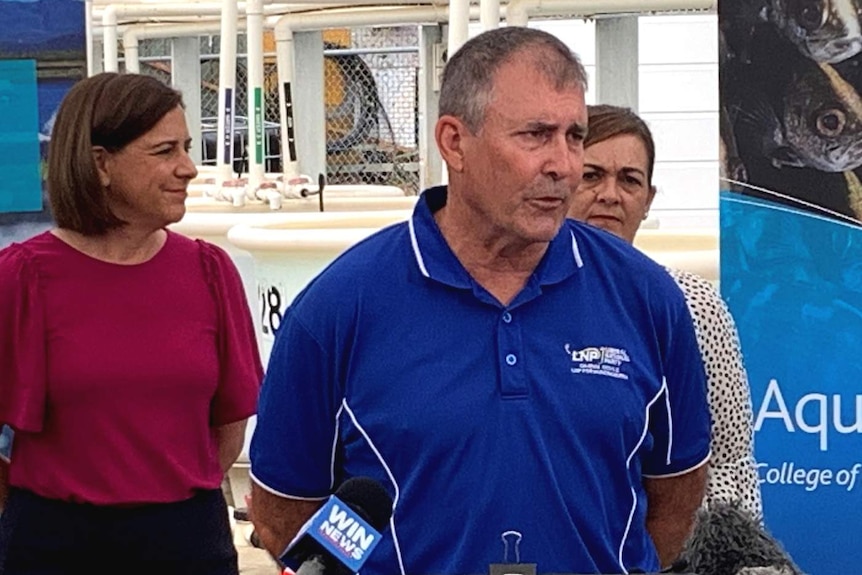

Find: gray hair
<box><xmin>438</xmin><ymin>27</ymin><xmax>588</xmax><ymax>133</ymax></box>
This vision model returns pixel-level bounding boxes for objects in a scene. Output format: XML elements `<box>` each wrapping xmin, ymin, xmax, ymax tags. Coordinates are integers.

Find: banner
<box><xmin>719</xmin><ymin>0</ymin><xmax>862</xmax><ymax>571</ymax></box>
<box><xmin>0</xmin><ymin>0</ymin><xmax>85</xmax><ymax>248</ymax></box>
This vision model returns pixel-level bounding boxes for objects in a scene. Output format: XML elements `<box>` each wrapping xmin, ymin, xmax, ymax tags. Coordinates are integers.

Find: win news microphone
<box><xmin>280</xmin><ymin>476</ymin><xmax>394</xmax><ymax>575</ymax></box>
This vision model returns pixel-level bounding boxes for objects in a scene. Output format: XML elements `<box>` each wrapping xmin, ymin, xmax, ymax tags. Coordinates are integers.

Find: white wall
<box><xmin>639</xmin><ymin>14</ymin><xmax>718</xmax><ymax>229</ymax></box>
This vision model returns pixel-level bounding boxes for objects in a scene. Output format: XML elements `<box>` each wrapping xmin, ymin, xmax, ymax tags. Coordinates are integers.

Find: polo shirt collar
<box><xmin>407</xmin><ymin>186</ymin><xmax>584</xmax><ymax>295</ymax></box>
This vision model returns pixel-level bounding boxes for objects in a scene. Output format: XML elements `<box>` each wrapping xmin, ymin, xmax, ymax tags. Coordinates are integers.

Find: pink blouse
<box><xmin>0</xmin><ymin>231</ymin><xmax>263</xmax><ymax>504</ymax></box>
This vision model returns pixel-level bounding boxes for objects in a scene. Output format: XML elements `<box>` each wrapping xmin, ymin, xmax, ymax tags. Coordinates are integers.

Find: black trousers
<box><xmin>0</xmin><ymin>487</ymin><xmax>238</xmax><ymax>575</ymax></box>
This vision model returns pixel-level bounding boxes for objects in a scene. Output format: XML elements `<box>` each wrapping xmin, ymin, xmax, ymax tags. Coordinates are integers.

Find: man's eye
<box><xmin>583</xmin><ymin>171</ymin><xmax>600</xmax><ymax>181</ymax></box>
<box><xmin>524</xmin><ymin>131</ymin><xmax>549</xmax><ymax>141</ymax></box>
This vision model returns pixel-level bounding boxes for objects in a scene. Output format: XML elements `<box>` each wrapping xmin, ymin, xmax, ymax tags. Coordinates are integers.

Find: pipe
<box><xmin>506</xmin><ymin>0</ymin><xmax>715</xmax><ymax>26</ymax></box>
<box><xmin>480</xmin><ymin>0</ymin><xmax>501</xmax><ymax>30</ymax></box>
<box><xmin>85</xmin><ymin>0</ymin><xmax>94</xmax><ymax>75</ymax></box>
<box><xmin>445</xmin><ymin>0</ymin><xmax>470</xmax><ymax>186</ymax></box>
<box><xmin>216</xmin><ymin>0</ymin><xmax>239</xmax><ymax>187</ymax></box>
<box><xmin>121</xmin><ymin>22</ymin><xmax>249</xmax><ymax>74</ymax></box>
<box><xmin>448</xmin><ymin>0</ymin><xmax>470</xmax><ymax>55</ymax></box>
<box><xmin>121</xmin><ymin>21</ymin><xmax>246</xmax><ymax>42</ymax></box>
<box><xmin>123</xmin><ymin>29</ymin><xmax>140</xmax><ymax>73</ymax></box>
<box><xmin>93</xmin><ymin>3</ymin><xmax>406</xmax><ymax>30</ymax></box>
<box><xmin>275</xmin><ymin>26</ymin><xmax>298</xmax><ymax>179</ymax></box>
<box><xmin>101</xmin><ymin>4</ymin><xmax>239</xmax><ymax>72</ymax></box>
<box><xmin>505</xmin><ymin>0</ymin><xmax>528</xmax><ymax>26</ymax></box>
<box><xmin>102</xmin><ymin>6</ymin><xmax>119</xmax><ymax>72</ymax></box>
<box><xmin>247</xmin><ymin>0</ymin><xmax>267</xmax><ymax>193</ymax></box>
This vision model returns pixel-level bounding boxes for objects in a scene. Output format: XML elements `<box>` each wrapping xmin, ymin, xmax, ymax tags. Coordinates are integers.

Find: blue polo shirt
<box><xmin>251</xmin><ymin>186</ymin><xmax>710</xmax><ymax>575</ymax></box>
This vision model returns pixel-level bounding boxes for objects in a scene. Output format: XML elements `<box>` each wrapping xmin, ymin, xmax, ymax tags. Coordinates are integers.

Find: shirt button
<box><xmin>502</xmin><ymin>311</ymin><xmax>512</xmax><ymax>323</ymax></box>
<box><xmin>505</xmin><ymin>354</ymin><xmax>517</xmax><ymax>366</ymax></box>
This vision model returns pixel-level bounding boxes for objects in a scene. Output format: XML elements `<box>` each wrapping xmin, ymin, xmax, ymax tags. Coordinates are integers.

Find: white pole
<box><xmin>246</xmin><ymin>0</ymin><xmax>266</xmax><ymax>192</ymax></box>
<box><xmin>506</xmin><ymin>1</ymin><xmax>529</xmax><ymax>27</ymax></box>
<box><xmin>446</xmin><ymin>0</ymin><xmax>471</xmax><ymax>186</ymax></box>
<box><xmin>122</xmin><ymin>29</ymin><xmax>140</xmax><ymax>73</ymax></box>
<box><xmin>448</xmin><ymin>0</ymin><xmax>471</xmax><ymax>56</ymax></box>
<box><xmin>85</xmin><ymin>0</ymin><xmax>95</xmax><ymax>76</ymax></box>
<box><xmin>102</xmin><ymin>6</ymin><xmax>118</xmax><ymax>72</ymax></box>
<box><xmin>274</xmin><ymin>26</ymin><xmax>299</xmax><ymax>179</ymax></box>
<box><xmin>480</xmin><ymin>0</ymin><xmax>501</xmax><ymax>31</ymax></box>
<box><xmin>217</xmin><ymin>0</ymin><xmax>239</xmax><ymax>185</ymax></box>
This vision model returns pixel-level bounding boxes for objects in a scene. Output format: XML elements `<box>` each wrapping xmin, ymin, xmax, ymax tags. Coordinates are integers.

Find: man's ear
<box><xmin>92</xmin><ymin>146</ymin><xmax>111</xmax><ymax>188</ymax></box>
<box><xmin>435</xmin><ymin>115</ymin><xmax>471</xmax><ymax>173</ymax></box>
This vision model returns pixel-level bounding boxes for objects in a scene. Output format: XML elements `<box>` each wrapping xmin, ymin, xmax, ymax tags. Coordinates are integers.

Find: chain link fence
<box><xmin>123</xmin><ymin>26</ymin><xmax>420</xmax><ymax>194</ymax></box>
<box><xmin>325</xmin><ymin>26</ymin><xmax>420</xmax><ymax>194</ymax></box>
<box><xmin>133</xmin><ymin>38</ymin><xmax>171</xmax><ymax>85</ymax></box>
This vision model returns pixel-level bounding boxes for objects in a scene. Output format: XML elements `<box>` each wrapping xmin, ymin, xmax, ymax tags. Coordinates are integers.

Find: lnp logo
<box><xmin>565</xmin><ymin>344</ymin><xmax>631</xmax><ymax>380</ymax></box>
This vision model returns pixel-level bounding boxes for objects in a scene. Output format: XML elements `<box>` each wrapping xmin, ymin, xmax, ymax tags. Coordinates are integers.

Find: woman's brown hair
<box><xmin>47</xmin><ymin>72</ymin><xmax>184</xmax><ymax>235</ymax></box>
<box><xmin>585</xmin><ymin>104</ymin><xmax>656</xmax><ymax>185</ymax></box>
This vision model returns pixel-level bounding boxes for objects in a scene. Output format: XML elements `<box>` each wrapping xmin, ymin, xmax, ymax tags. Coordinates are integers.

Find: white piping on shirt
<box><xmin>642</xmin><ymin>452</ymin><xmax>712</xmax><ymax>479</ymax></box>
<box><xmin>570</xmin><ymin>231</ymin><xmax>584</xmax><ymax>268</ymax></box>
<box><xmin>408</xmin><ymin>216</ymin><xmax>430</xmax><ymax>278</ymax></box>
<box><xmin>331</xmin><ymin>403</ymin><xmax>344</xmax><ymax>489</ymax></box>
<box><xmin>663</xmin><ymin>377</ymin><xmax>673</xmax><ymax>465</ymax></box>
<box><xmin>342</xmin><ymin>399</ymin><xmax>406</xmax><ymax>575</ymax></box>
<box><xmin>618</xmin><ymin>380</ymin><xmax>668</xmax><ymax>574</ymax></box>
<box><xmin>248</xmin><ymin>470</ymin><xmax>329</xmax><ymax>501</ymax></box>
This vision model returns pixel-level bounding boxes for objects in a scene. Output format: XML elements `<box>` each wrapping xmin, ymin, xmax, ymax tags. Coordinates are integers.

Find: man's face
<box><xmin>455</xmin><ymin>51</ymin><xmax>588</xmax><ymax>247</ymax></box>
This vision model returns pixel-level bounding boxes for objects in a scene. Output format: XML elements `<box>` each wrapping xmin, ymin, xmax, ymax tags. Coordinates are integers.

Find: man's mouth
<box><xmin>528</xmin><ymin>196</ymin><xmax>566</xmax><ymax>209</ymax></box>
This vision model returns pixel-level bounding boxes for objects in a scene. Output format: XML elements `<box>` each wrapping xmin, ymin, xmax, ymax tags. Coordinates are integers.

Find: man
<box><xmin>250</xmin><ymin>27</ymin><xmax>710</xmax><ymax>575</ymax></box>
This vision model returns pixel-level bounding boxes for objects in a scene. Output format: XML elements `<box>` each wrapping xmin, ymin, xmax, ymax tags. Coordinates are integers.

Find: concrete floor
<box><xmin>235</xmin><ymin>523</ymin><xmax>280</xmax><ymax>575</ymax></box>
<box><xmin>238</xmin><ymin>543</ymin><xmax>280</xmax><ymax>575</ymax></box>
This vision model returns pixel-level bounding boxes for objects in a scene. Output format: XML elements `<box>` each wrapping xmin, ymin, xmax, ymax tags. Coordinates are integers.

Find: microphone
<box><xmin>280</xmin><ymin>476</ymin><xmax>394</xmax><ymax>575</ymax></box>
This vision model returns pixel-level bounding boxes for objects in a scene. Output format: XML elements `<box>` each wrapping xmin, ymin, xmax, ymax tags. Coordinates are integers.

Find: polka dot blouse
<box><xmin>667</xmin><ymin>267</ymin><xmax>763</xmax><ymax>520</ymax></box>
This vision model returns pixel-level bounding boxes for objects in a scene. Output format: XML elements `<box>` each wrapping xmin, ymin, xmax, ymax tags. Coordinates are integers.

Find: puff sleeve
<box><xmin>0</xmin><ymin>245</ymin><xmax>47</xmax><ymax>433</ymax></box>
<box><xmin>198</xmin><ymin>241</ymin><xmax>264</xmax><ymax>426</ymax></box>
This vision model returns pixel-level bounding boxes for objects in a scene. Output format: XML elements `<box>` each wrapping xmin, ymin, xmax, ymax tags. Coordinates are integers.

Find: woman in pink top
<box><xmin>0</xmin><ymin>73</ymin><xmax>263</xmax><ymax>574</ymax></box>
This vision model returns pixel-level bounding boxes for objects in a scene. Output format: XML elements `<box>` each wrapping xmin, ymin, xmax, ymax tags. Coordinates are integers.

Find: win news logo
<box><xmin>316</xmin><ymin>500</ymin><xmax>379</xmax><ymax>561</ymax></box>
<box><xmin>280</xmin><ymin>495</ymin><xmax>383</xmax><ymax>573</ymax></box>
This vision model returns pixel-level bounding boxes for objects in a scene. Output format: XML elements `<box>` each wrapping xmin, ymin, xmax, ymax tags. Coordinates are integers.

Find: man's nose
<box><xmin>543</xmin><ymin>135</ymin><xmax>579</xmax><ymax>181</ymax></box>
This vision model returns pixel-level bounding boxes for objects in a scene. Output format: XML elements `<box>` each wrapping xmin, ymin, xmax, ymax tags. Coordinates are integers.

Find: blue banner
<box><xmin>720</xmin><ymin>195</ymin><xmax>862</xmax><ymax>573</ymax></box>
<box><xmin>0</xmin><ymin>59</ymin><xmax>41</xmax><ymax>213</ymax></box>
<box><xmin>0</xmin><ymin>0</ymin><xmax>84</xmax><ymax>247</ymax></box>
